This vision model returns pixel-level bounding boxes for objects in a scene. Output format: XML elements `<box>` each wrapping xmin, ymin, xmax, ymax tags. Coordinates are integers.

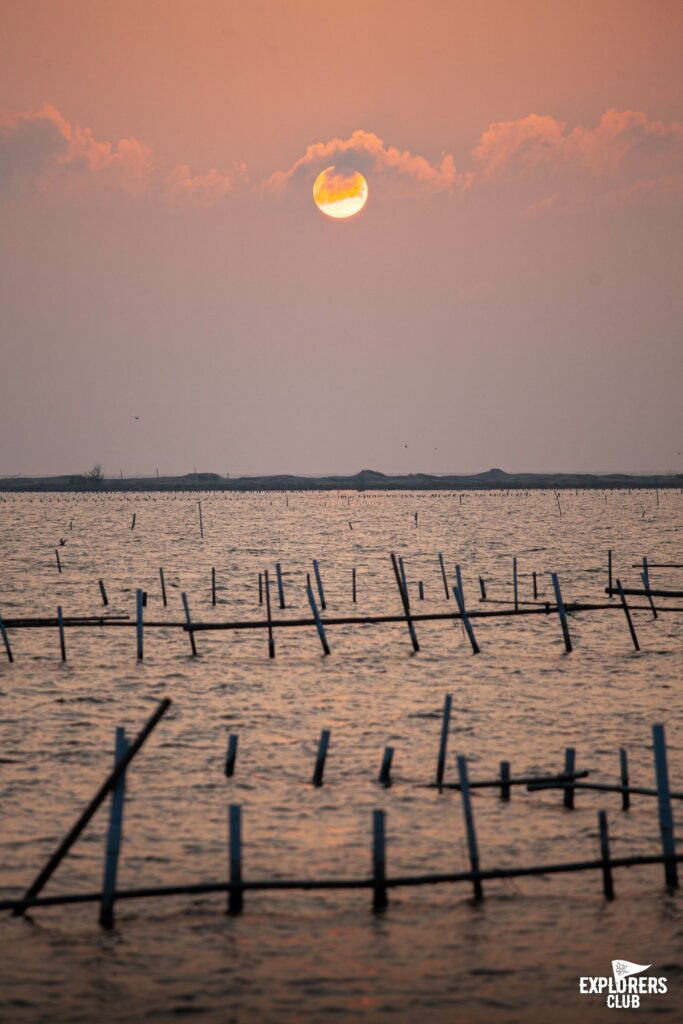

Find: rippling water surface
<box><xmin>1</xmin><ymin>489</ymin><xmax>682</xmax><ymax>1023</ymax></box>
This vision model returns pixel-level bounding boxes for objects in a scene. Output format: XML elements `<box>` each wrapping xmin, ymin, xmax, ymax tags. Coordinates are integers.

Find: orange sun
<box><xmin>313</xmin><ymin>166</ymin><xmax>368</xmax><ymax>219</ymax></box>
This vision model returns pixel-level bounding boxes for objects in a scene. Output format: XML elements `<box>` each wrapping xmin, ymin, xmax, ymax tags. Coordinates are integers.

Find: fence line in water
<box><xmin>1</xmin><ymin>704</ymin><xmax>679</xmax><ymax>926</ymax></box>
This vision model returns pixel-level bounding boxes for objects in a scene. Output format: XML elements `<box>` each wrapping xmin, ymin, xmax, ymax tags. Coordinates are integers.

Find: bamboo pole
<box><xmin>453</xmin><ymin>585</ymin><xmax>480</xmax><ymax>654</ymax></box>
<box><xmin>435</xmin><ymin>694</ymin><xmax>452</xmax><ymax>788</ymax></box>
<box><xmin>57</xmin><ymin>606</ymin><xmax>66</xmax><ymax>662</ymax></box>
<box><xmin>225</xmin><ymin>735</ymin><xmax>238</xmax><ymax>778</ymax></box>
<box><xmin>228</xmin><ymin>805</ymin><xmax>242</xmax><ymax>914</ymax></box>
<box><xmin>550</xmin><ymin>573</ymin><xmax>572</xmax><ymax>653</ymax></box>
<box><xmin>312</xmin><ymin>729</ymin><xmax>330</xmax><ymax>787</ymax></box>
<box><xmin>312</xmin><ymin>560</ymin><xmax>327</xmax><ymax>611</ymax></box>
<box><xmin>307</xmin><ymin>582</ymin><xmax>331</xmax><ymax>655</ymax></box>
<box><xmin>372</xmin><ymin>810</ymin><xmax>388</xmax><ymax>911</ymax></box>
<box><xmin>275</xmin><ymin>563</ymin><xmax>286</xmax><ymax>609</ymax></box>
<box><xmin>390</xmin><ymin>553</ymin><xmax>419</xmax><ymax>653</ymax></box>
<box><xmin>598</xmin><ymin>810</ymin><xmax>614</xmax><ymax>900</ymax></box>
<box><xmin>563</xmin><ymin>748</ymin><xmax>576</xmax><ymax>809</ymax></box>
<box><xmin>616</xmin><ymin>579</ymin><xmax>640</xmax><ymax>651</ymax></box>
<box><xmin>181</xmin><ymin>593</ymin><xmax>197</xmax><ymax>656</ymax></box>
<box><xmin>264</xmin><ymin>570</ymin><xmax>275</xmax><ymax>659</ymax></box>
<box><xmin>457</xmin><ymin>756</ymin><xmax>483</xmax><ymax>900</ymax></box>
<box><xmin>99</xmin><ymin>727</ymin><xmax>128</xmax><ymax>928</ymax></box>
<box><xmin>653</xmin><ymin>723</ymin><xmax>678</xmax><ymax>887</ymax></box>
<box><xmin>136</xmin><ymin>589</ymin><xmax>144</xmax><ymax>661</ymax></box>
<box><xmin>620</xmin><ymin>748</ymin><xmax>630</xmax><ymax>811</ymax></box>
<box><xmin>500</xmin><ymin>761</ymin><xmax>511</xmax><ymax>801</ymax></box>
<box><xmin>438</xmin><ymin>553</ymin><xmax>450</xmax><ymax>600</ymax></box>
<box><xmin>379</xmin><ymin>747</ymin><xmax>394</xmax><ymax>786</ymax></box>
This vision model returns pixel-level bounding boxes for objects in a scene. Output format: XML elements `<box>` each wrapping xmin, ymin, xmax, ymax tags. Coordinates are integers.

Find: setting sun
<box><xmin>312</xmin><ymin>166</ymin><xmax>368</xmax><ymax>218</ymax></box>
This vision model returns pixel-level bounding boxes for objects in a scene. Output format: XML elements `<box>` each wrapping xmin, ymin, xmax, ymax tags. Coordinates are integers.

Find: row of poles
<box><xmin>1</xmin><ymin>552</ymin><xmax>681</xmax><ymax>664</ymax></box>
<box><xmin>1</xmin><ymin>701</ymin><xmax>678</xmax><ymax>927</ymax></box>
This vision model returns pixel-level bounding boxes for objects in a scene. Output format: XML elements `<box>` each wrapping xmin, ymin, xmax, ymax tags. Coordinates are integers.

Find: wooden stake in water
<box><xmin>98</xmin><ymin>580</ymin><xmax>109</xmax><ymax>607</ymax></box>
<box><xmin>0</xmin><ymin>611</ymin><xmax>13</xmax><ymax>663</ymax></box>
<box><xmin>352</xmin><ymin>567</ymin><xmax>357</xmax><ymax>604</ymax></box>
<box><xmin>136</xmin><ymin>588</ymin><xmax>144</xmax><ymax>661</ymax></box>
<box><xmin>181</xmin><ymin>592</ymin><xmax>197</xmax><ymax>656</ymax></box>
<box><xmin>312</xmin><ymin>560</ymin><xmax>327</xmax><ymax>610</ymax></box>
<box><xmin>198</xmin><ymin>501</ymin><xmax>204</xmax><ymax>539</ymax></box>
<box><xmin>372</xmin><ymin>810</ymin><xmax>388</xmax><ymax>911</ymax></box>
<box><xmin>479</xmin><ymin>576</ymin><xmax>487</xmax><ymax>601</ymax></box>
<box><xmin>500</xmin><ymin>760</ymin><xmax>511</xmax><ymax>801</ymax></box>
<box><xmin>563</xmin><ymin>748</ymin><xmax>576</xmax><ymax>809</ymax></box>
<box><xmin>211</xmin><ymin>567</ymin><xmax>217</xmax><ymax>606</ymax></box>
<box><xmin>264</xmin><ymin>569</ymin><xmax>275</xmax><ymax>659</ymax></box>
<box><xmin>620</xmin><ymin>747</ymin><xmax>630</xmax><ymax>811</ymax></box>
<box><xmin>457</xmin><ymin>755</ymin><xmax>483</xmax><ymax>900</ymax></box>
<box><xmin>615</xmin><ymin>579</ymin><xmax>640</xmax><ymax>652</ymax></box>
<box><xmin>608</xmin><ymin>549</ymin><xmax>613</xmax><ymax>595</ymax></box>
<box><xmin>513</xmin><ymin>557</ymin><xmax>519</xmax><ymax>611</ymax></box>
<box><xmin>555</xmin><ymin>492</ymin><xmax>562</xmax><ymax>518</ymax></box>
<box><xmin>306</xmin><ymin>582</ymin><xmax>331</xmax><ymax>655</ymax></box>
<box><xmin>225</xmin><ymin>734</ymin><xmax>238</xmax><ymax>778</ymax></box>
<box><xmin>598</xmin><ymin>810</ymin><xmax>614</xmax><ymax>900</ymax></box>
<box><xmin>379</xmin><ymin>746</ymin><xmax>394</xmax><ymax>786</ymax></box>
<box><xmin>532</xmin><ymin>571</ymin><xmax>538</xmax><ymax>601</ymax></box>
<box><xmin>641</xmin><ymin>570</ymin><xmax>658</xmax><ymax>619</ymax></box>
<box><xmin>435</xmin><ymin>694</ymin><xmax>452</xmax><ymax>788</ymax></box>
<box><xmin>99</xmin><ymin>727</ymin><xmax>129</xmax><ymax>928</ymax></box>
<box><xmin>258</xmin><ymin>572</ymin><xmax>263</xmax><ymax>606</ymax></box>
<box><xmin>228</xmin><ymin>804</ymin><xmax>243</xmax><ymax>915</ymax></box>
<box><xmin>453</xmin><ymin>585</ymin><xmax>480</xmax><ymax>654</ymax></box>
<box><xmin>55</xmin><ymin>549</ymin><xmax>62</xmax><ymax>573</ymax></box>
<box><xmin>275</xmin><ymin>562</ymin><xmax>286</xmax><ymax>609</ymax></box>
<box><xmin>653</xmin><ymin>723</ymin><xmax>678</xmax><ymax>887</ymax></box>
<box><xmin>390</xmin><ymin>553</ymin><xmax>419</xmax><ymax>653</ymax></box>
<box><xmin>418</xmin><ymin>581</ymin><xmax>425</xmax><ymax>601</ymax></box>
<box><xmin>550</xmin><ymin>572</ymin><xmax>572</xmax><ymax>653</ymax></box>
<box><xmin>455</xmin><ymin>564</ymin><xmax>464</xmax><ymax>604</ymax></box>
<box><xmin>57</xmin><ymin>606</ymin><xmax>66</xmax><ymax>662</ymax></box>
<box><xmin>438</xmin><ymin>553</ymin><xmax>450</xmax><ymax>600</ymax></box>
<box><xmin>312</xmin><ymin>729</ymin><xmax>330</xmax><ymax>787</ymax></box>
<box><xmin>159</xmin><ymin>567</ymin><xmax>167</xmax><ymax>607</ymax></box>
<box><xmin>130</xmin><ymin>513</ymin><xmax>136</xmax><ymax>530</ymax></box>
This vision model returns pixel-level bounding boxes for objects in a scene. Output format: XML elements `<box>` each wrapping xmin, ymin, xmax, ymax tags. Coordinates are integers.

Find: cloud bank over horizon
<box><xmin>2</xmin><ymin>104</ymin><xmax>681</xmax><ymax>211</ymax></box>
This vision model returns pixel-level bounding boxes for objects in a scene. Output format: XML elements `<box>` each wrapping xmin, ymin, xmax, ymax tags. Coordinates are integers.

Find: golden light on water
<box><xmin>312</xmin><ymin>166</ymin><xmax>368</xmax><ymax>219</ymax></box>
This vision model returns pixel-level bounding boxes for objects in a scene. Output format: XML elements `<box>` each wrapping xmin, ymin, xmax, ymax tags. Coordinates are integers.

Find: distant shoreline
<box><xmin>1</xmin><ymin>468</ymin><xmax>681</xmax><ymax>492</ymax></box>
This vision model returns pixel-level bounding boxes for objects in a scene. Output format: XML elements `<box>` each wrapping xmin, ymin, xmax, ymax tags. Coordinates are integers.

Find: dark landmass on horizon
<box><xmin>0</xmin><ymin>468</ymin><xmax>681</xmax><ymax>492</ymax></box>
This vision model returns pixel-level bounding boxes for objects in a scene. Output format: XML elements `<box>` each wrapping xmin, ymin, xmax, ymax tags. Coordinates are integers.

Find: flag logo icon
<box><xmin>612</xmin><ymin>960</ymin><xmax>651</xmax><ymax>981</ymax></box>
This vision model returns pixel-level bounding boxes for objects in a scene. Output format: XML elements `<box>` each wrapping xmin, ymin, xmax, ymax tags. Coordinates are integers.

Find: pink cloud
<box><xmin>163</xmin><ymin>161</ymin><xmax>247</xmax><ymax>204</ymax></box>
<box><xmin>268</xmin><ymin>129</ymin><xmax>459</xmax><ymax>193</ymax></box>
<box><xmin>474</xmin><ymin>108</ymin><xmax>683</xmax><ymax>182</ymax></box>
<box><xmin>0</xmin><ymin>104</ymin><xmax>153</xmax><ymax>195</ymax></box>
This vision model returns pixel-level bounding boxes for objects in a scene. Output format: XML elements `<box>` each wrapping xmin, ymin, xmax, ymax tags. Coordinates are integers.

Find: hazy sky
<box><xmin>1</xmin><ymin>0</ymin><xmax>682</xmax><ymax>476</ymax></box>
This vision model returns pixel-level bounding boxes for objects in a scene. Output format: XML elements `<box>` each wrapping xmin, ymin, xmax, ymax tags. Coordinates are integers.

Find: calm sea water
<box><xmin>0</xmin><ymin>489</ymin><xmax>681</xmax><ymax>1023</ymax></box>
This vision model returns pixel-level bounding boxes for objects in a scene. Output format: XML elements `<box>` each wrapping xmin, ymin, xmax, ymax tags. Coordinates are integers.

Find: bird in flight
<box><xmin>58</xmin><ymin>538</ymin><xmax>67</xmax><ymax>546</ymax></box>
<box><xmin>132</xmin><ymin>415</ymin><xmax>140</xmax><ymax>420</ymax></box>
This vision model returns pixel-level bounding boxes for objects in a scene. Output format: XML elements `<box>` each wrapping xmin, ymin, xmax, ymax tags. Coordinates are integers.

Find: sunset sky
<box><xmin>1</xmin><ymin>0</ymin><xmax>681</xmax><ymax>476</ymax></box>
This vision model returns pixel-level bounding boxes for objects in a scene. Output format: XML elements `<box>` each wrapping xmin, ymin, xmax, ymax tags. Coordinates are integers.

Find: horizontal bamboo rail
<box><xmin>8</xmin><ymin>600</ymin><xmax>675</xmax><ymax>630</ymax></box>
<box><xmin>2</xmin><ymin>851</ymin><xmax>682</xmax><ymax>913</ymax></box>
